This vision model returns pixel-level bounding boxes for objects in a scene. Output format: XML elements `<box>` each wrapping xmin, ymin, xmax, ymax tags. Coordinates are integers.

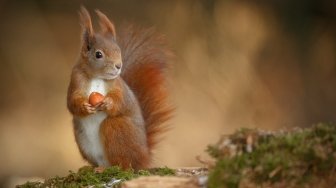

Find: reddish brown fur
<box><xmin>100</xmin><ymin>116</ymin><xmax>150</xmax><ymax>169</ymax></box>
<box><xmin>119</xmin><ymin>25</ymin><xmax>174</xmax><ymax>153</ymax></box>
<box><xmin>103</xmin><ymin>80</ymin><xmax>124</xmax><ymax>116</ymax></box>
<box><xmin>98</xmin><ymin>79</ymin><xmax>151</xmax><ymax>169</ymax></box>
<box><xmin>96</xmin><ymin>10</ymin><xmax>116</xmax><ymax>38</ymax></box>
<box><xmin>67</xmin><ymin>7</ymin><xmax>173</xmax><ymax>169</ymax></box>
<box><xmin>67</xmin><ymin>64</ymin><xmax>91</xmax><ymax>117</ymax></box>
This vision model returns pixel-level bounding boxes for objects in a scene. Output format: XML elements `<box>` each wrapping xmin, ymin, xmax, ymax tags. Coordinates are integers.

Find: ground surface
<box><xmin>16</xmin><ymin>166</ymin><xmax>208</xmax><ymax>188</ymax></box>
<box><xmin>17</xmin><ymin>123</ymin><xmax>336</xmax><ymax>188</ymax></box>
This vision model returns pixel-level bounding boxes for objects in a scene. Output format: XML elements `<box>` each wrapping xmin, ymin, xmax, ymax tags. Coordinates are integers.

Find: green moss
<box><xmin>207</xmin><ymin>123</ymin><xmax>336</xmax><ymax>188</ymax></box>
<box><xmin>17</xmin><ymin>166</ymin><xmax>175</xmax><ymax>188</ymax></box>
<box><xmin>148</xmin><ymin>166</ymin><xmax>176</xmax><ymax>176</ymax></box>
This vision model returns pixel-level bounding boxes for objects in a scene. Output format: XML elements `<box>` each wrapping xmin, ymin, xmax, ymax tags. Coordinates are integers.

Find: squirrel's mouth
<box><xmin>104</xmin><ymin>70</ymin><xmax>121</xmax><ymax>80</ymax></box>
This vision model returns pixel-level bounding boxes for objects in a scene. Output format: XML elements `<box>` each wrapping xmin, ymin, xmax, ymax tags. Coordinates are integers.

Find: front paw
<box><xmin>96</xmin><ymin>97</ymin><xmax>113</xmax><ymax>111</ymax></box>
<box><xmin>82</xmin><ymin>102</ymin><xmax>96</xmax><ymax>114</ymax></box>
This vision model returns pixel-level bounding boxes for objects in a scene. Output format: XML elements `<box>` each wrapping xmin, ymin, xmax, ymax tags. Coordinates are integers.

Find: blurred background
<box><xmin>0</xmin><ymin>0</ymin><xmax>336</xmax><ymax>186</ymax></box>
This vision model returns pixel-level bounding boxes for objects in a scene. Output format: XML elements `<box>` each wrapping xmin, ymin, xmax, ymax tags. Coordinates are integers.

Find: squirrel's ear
<box><xmin>79</xmin><ymin>6</ymin><xmax>94</xmax><ymax>51</ymax></box>
<box><xmin>95</xmin><ymin>10</ymin><xmax>116</xmax><ymax>39</ymax></box>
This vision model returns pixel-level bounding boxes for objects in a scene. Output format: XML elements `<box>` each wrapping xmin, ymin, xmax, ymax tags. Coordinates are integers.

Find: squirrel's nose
<box><xmin>115</xmin><ymin>64</ymin><xmax>122</xmax><ymax>70</ymax></box>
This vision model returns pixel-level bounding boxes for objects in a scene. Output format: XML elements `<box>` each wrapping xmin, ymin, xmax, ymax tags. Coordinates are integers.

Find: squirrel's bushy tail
<box><xmin>118</xmin><ymin>25</ymin><xmax>173</xmax><ymax>153</ymax></box>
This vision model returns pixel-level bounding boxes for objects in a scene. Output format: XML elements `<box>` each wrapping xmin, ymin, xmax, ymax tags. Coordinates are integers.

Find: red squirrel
<box><xmin>67</xmin><ymin>7</ymin><xmax>173</xmax><ymax>170</ymax></box>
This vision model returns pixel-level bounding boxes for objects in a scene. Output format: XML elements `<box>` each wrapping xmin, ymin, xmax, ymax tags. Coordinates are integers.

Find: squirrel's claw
<box><xmin>83</xmin><ymin>102</ymin><xmax>96</xmax><ymax>114</ymax></box>
<box><xmin>96</xmin><ymin>97</ymin><xmax>113</xmax><ymax>111</ymax></box>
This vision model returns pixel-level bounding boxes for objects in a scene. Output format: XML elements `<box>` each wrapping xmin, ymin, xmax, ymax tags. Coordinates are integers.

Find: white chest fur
<box><xmin>87</xmin><ymin>78</ymin><xmax>107</xmax><ymax>96</ymax></box>
<box><xmin>77</xmin><ymin>78</ymin><xmax>109</xmax><ymax>166</ymax></box>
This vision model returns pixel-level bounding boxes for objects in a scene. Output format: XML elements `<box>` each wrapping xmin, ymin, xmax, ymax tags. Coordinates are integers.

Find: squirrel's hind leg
<box><xmin>100</xmin><ymin>116</ymin><xmax>150</xmax><ymax>170</ymax></box>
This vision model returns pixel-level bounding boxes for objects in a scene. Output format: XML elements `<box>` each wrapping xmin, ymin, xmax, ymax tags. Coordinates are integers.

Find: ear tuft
<box><xmin>95</xmin><ymin>10</ymin><xmax>116</xmax><ymax>39</ymax></box>
<box><xmin>79</xmin><ymin>6</ymin><xmax>94</xmax><ymax>51</ymax></box>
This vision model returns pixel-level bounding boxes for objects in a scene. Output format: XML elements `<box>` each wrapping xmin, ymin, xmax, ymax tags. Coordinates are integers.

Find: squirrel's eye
<box><xmin>95</xmin><ymin>51</ymin><xmax>103</xmax><ymax>59</ymax></box>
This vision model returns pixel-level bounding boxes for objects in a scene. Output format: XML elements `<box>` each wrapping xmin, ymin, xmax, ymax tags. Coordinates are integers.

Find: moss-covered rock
<box><xmin>17</xmin><ymin>166</ymin><xmax>175</xmax><ymax>188</ymax></box>
<box><xmin>207</xmin><ymin>123</ymin><xmax>336</xmax><ymax>188</ymax></box>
